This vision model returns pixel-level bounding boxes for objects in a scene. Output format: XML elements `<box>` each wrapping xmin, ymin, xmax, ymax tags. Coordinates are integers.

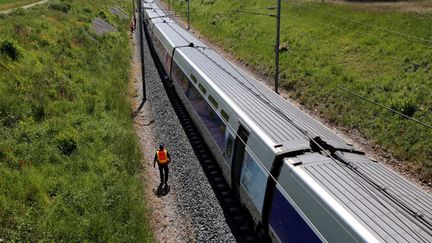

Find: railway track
<box><xmin>142</xmin><ymin>21</ymin><xmax>260</xmax><ymax>243</ymax></box>
<box><xmin>165</xmin><ymin>86</ymin><xmax>259</xmax><ymax>242</ymax></box>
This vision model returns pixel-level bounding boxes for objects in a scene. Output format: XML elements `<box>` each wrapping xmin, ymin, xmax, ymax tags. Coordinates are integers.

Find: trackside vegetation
<box><xmin>0</xmin><ymin>0</ymin><xmax>152</xmax><ymax>241</ymax></box>
<box><xmin>169</xmin><ymin>0</ymin><xmax>432</xmax><ymax>182</ymax></box>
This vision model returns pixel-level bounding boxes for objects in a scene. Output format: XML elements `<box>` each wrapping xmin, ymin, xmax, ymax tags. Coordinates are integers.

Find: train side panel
<box><xmin>269</xmin><ymin>156</ymin><xmax>378</xmax><ymax>242</ymax></box>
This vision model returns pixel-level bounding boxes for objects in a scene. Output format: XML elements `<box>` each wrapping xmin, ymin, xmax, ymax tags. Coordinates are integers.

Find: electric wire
<box><xmin>234</xmin><ymin>6</ymin><xmax>278</xmax><ymax>11</ymax></box>
<box><xmin>232</xmin><ymin>9</ymin><xmax>277</xmax><ymax>17</ymax></box>
<box><xmin>289</xmin><ymin>0</ymin><xmax>432</xmax><ymax>44</ymax></box>
<box><xmin>276</xmin><ymin>3</ymin><xmax>432</xmax><ymax>129</ymax></box>
<box><xmin>166</xmin><ymin>20</ymin><xmax>432</xmax><ymax>238</ymax></box>
<box><xmin>196</xmin><ymin>42</ymin><xmax>432</xmax><ymax>239</ymax></box>
<box><xmin>211</xmin><ymin>36</ymin><xmax>432</xmax><ymax>238</ymax></box>
<box><xmin>259</xmin><ymin>0</ymin><xmax>432</xmax><ymax>130</ymax></box>
<box><xmin>143</xmin><ymin>2</ymin><xmax>432</xmax><ymax>239</ymax></box>
<box><xmin>146</xmin><ymin>2</ymin><xmax>329</xmax><ymax>214</ymax></box>
<box><xmin>335</xmin><ymin>85</ymin><xmax>432</xmax><ymax>130</ymax></box>
<box><xmin>225</xmin><ymin>1</ymin><xmax>432</xmax><ymax>131</ymax></box>
<box><xmin>226</xmin><ymin>2</ymin><xmax>431</xmax><ymax>125</ymax></box>
<box><xmin>220</xmin><ymin>5</ymin><xmax>432</xmax><ymax>232</ymax></box>
<box><xmin>145</xmin><ymin>14</ymin><xmax>176</xmax><ymax>20</ymax></box>
<box><xmin>144</xmin><ymin>7</ymin><xmax>165</xmax><ymax>10</ymax></box>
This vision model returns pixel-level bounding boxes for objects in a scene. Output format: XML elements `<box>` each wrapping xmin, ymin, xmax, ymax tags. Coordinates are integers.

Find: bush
<box><xmin>49</xmin><ymin>3</ymin><xmax>71</xmax><ymax>13</ymax></box>
<box><xmin>0</xmin><ymin>38</ymin><xmax>23</xmax><ymax>61</ymax></box>
<box><xmin>390</xmin><ymin>98</ymin><xmax>418</xmax><ymax>117</ymax></box>
<box><xmin>55</xmin><ymin>131</ymin><xmax>78</xmax><ymax>156</ymax></box>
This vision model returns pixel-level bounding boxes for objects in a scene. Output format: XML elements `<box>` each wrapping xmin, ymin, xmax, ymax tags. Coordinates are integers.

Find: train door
<box><xmin>231</xmin><ymin>125</ymin><xmax>249</xmax><ymax>196</ymax></box>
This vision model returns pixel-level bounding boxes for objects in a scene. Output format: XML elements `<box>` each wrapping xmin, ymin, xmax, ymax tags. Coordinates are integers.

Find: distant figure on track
<box><xmin>154</xmin><ymin>144</ymin><xmax>171</xmax><ymax>189</ymax></box>
<box><xmin>130</xmin><ymin>16</ymin><xmax>136</xmax><ymax>33</ymax></box>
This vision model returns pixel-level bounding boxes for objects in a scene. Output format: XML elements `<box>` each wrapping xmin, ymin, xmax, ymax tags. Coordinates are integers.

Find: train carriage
<box><xmin>143</xmin><ymin>2</ymin><xmax>432</xmax><ymax>242</ymax></box>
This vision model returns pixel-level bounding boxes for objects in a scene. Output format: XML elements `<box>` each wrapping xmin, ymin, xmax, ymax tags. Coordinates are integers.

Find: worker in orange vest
<box><xmin>153</xmin><ymin>144</ymin><xmax>171</xmax><ymax>188</ymax></box>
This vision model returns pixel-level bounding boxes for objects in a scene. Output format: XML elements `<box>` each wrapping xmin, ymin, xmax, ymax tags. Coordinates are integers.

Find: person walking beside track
<box><xmin>153</xmin><ymin>144</ymin><xmax>171</xmax><ymax>189</ymax></box>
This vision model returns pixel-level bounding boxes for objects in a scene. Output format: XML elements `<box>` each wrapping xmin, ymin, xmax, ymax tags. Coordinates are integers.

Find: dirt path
<box><xmin>129</xmin><ymin>23</ymin><xmax>194</xmax><ymax>242</ymax></box>
<box><xmin>0</xmin><ymin>0</ymin><xmax>48</xmax><ymax>14</ymax></box>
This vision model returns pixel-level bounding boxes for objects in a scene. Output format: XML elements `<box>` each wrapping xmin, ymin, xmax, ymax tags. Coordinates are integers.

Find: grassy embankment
<box><xmin>0</xmin><ymin>0</ymin><xmax>152</xmax><ymax>241</ymax></box>
<box><xmin>0</xmin><ymin>0</ymin><xmax>41</xmax><ymax>11</ymax></box>
<box><xmin>169</xmin><ymin>0</ymin><xmax>432</xmax><ymax>182</ymax></box>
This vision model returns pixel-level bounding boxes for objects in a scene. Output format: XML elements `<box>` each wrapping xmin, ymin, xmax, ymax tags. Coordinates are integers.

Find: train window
<box><xmin>190</xmin><ymin>73</ymin><xmax>197</xmax><ymax>83</ymax></box>
<box><xmin>224</xmin><ymin>132</ymin><xmax>234</xmax><ymax>166</ymax></box>
<box><xmin>208</xmin><ymin>95</ymin><xmax>219</xmax><ymax>109</ymax></box>
<box><xmin>186</xmin><ymin>82</ymin><xmax>227</xmax><ymax>151</ymax></box>
<box><xmin>173</xmin><ymin>63</ymin><xmax>190</xmax><ymax>93</ymax></box>
<box><xmin>221</xmin><ymin>110</ymin><xmax>229</xmax><ymax>122</ymax></box>
<box><xmin>198</xmin><ymin>83</ymin><xmax>207</xmax><ymax>95</ymax></box>
<box><xmin>165</xmin><ymin>54</ymin><xmax>171</xmax><ymax>68</ymax></box>
<box><xmin>153</xmin><ymin>37</ymin><xmax>169</xmax><ymax>65</ymax></box>
<box><xmin>241</xmin><ymin>151</ymin><xmax>267</xmax><ymax>213</ymax></box>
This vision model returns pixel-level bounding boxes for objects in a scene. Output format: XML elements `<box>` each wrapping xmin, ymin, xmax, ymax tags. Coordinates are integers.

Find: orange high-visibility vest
<box><xmin>157</xmin><ymin>150</ymin><xmax>169</xmax><ymax>164</ymax></box>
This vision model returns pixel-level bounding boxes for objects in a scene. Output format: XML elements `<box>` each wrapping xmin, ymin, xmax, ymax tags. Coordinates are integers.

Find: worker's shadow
<box><xmin>154</xmin><ymin>184</ymin><xmax>170</xmax><ymax>197</ymax></box>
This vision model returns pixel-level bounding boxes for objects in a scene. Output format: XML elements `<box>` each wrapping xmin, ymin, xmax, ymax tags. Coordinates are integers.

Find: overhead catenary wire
<box><xmin>156</xmin><ymin>5</ymin><xmax>432</xmax><ymax>221</ymax></box>
<box><xmin>289</xmin><ymin>0</ymin><xmax>432</xmax><ymax>44</ymax></box>
<box><xmin>232</xmin><ymin>9</ymin><xmax>277</xmax><ymax>17</ymax></box>
<box><xmin>151</xmin><ymin>0</ymin><xmax>432</xmax><ymax>215</ymax></box>
<box><xmin>335</xmin><ymin>85</ymin><xmax>432</xmax><ymax>130</ymax></box>
<box><xmin>144</xmin><ymin>7</ymin><xmax>165</xmax><ymax>10</ymax></box>
<box><xmin>231</xmin><ymin>0</ymin><xmax>432</xmax><ymax>46</ymax></box>
<box><xmin>332</xmin><ymin>154</ymin><xmax>432</xmax><ymax>242</ymax></box>
<box><xmin>146</xmin><ymin>1</ymin><xmax>309</xmax><ymax>196</ymax></box>
<box><xmin>235</xmin><ymin>6</ymin><xmax>278</xmax><ymax>11</ymax></box>
<box><xmin>163</xmin><ymin>17</ymin><xmax>432</xmax><ymax>237</ymax></box>
<box><xmin>228</xmin><ymin>1</ymin><xmax>432</xmax><ymax>130</ymax></box>
<box><xmin>257</xmin><ymin>0</ymin><xmax>432</xmax><ymax>130</ymax></box>
<box><xmin>143</xmin><ymin>1</ymin><xmax>432</xmax><ymax>239</ymax></box>
<box><xmin>145</xmin><ymin>13</ymin><xmax>186</xmax><ymax>20</ymax></box>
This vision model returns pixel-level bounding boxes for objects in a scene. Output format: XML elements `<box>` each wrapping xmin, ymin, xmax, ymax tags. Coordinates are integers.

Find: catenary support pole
<box><xmin>132</xmin><ymin>0</ymin><xmax>136</xmax><ymax>27</ymax></box>
<box><xmin>187</xmin><ymin>0</ymin><xmax>190</xmax><ymax>30</ymax></box>
<box><xmin>274</xmin><ymin>0</ymin><xmax>281</xmax><ymax>94</ymax></box>
<box><xmin>138</xmin><ymin>0</ymin><xmax>147</xmax><ymax>101</ymax></box>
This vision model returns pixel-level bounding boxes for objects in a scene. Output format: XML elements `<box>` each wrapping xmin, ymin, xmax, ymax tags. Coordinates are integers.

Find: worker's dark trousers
<box><xmin>158</xmin><ymin>163</ymin><xmax>169</xmax><ymax>185</ymax></box>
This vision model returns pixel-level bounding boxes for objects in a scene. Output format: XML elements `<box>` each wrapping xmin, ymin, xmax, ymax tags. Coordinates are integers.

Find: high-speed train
<box><xmin>142</xmin><ymin>2</ymin><xmax>432</xmax><ymax>242</ymax></box>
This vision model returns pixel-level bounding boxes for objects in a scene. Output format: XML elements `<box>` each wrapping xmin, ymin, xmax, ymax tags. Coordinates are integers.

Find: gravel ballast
<box><xmin>131</xmin><ymin>19</ymin><xmax>236</xmax><ymax>242</ymax></box>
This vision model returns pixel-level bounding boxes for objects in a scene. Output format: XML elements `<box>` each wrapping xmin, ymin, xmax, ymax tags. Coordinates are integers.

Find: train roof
<box><xmin>286</xmin><ymin>152</ymin><xmax>432</xmax><ymax>242</ymax></box>
<box><xmin>144</xmin><ymin>2</ymin><xmax>353</xmax><ymax>153</ymax></box>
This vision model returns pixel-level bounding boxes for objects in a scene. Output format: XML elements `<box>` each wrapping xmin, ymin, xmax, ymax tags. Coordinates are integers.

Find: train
<box><xmin>142</xmin><ymin>1</ymin><xmax>432</xmax><ymax>242</ymax></box>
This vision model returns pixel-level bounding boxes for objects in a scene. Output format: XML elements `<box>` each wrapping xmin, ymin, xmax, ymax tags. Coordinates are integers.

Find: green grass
<box><xmin>169</xmin><ymin>0</ymin><xmax>432</xmax><ymax>182</ymax></box>
<box><xmin>0</xmin><ymin>0</ymin><xmax>152</xmax><ymax>241</ymax></box>
<box><xmin>0</xmin><ymin>0</ymin><xmax>41</xmax><ymax>11</ymax></box>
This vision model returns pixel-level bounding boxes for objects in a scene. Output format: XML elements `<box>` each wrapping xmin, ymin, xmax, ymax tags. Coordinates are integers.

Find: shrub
<box><xmin>9</xmin><ymin>8</ymin><xmax>25</xmax><ymax>16</ymax></box>
<box><xmin>98</xmin><ymin>10</ymin><xmax>107</xmax><ymax>19</ymax></box>
<box><xmin>49</xmin><ymin>3</ymin><xmax>71</xmax><ymax>13</ymax></box>
<box><xmin>200</xmin><ymin>0</ymin><xmax>215</xmax><ymax>4</ymax></box>
<box><xmin>390</xmin><ymin>98</ymin><xmax>418</xmax><ymax>117</ymax></box>
<box><xmin>55</xmin><ymin>131</ymin><xmax>78</xmax><ymax>156</ymax></box>
<box><xmin>0</xmin><ymin>38</ymin><xmax>23</xmax><ymax>61</ymax></box>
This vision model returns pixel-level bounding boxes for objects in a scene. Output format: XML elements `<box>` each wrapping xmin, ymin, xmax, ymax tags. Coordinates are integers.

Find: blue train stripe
<box><xmin>269</xmin><ymin>187</ymin><xmax>321</xmax><ymax>242</ymax></box>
